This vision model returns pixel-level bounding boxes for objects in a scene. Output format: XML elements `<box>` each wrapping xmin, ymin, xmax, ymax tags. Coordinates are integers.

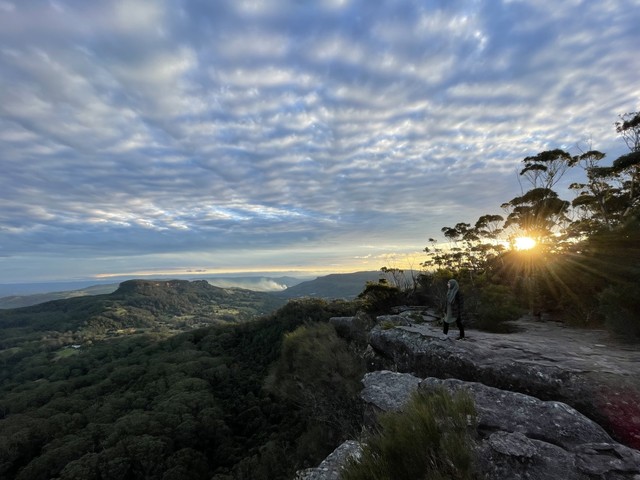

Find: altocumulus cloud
<box><xmin>0</xmin><ymin>0</ymin><xmax>639</xmax><ymax>282</ymax></box>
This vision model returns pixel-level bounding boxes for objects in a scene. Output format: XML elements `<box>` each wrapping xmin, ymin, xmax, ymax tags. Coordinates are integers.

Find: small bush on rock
<box><xmin>342</xmin><ymin>388</ymin><xmax>477</xmax><ymax>480</ymax></box>
<box><xmin>357</xmin><ymin>280</ymin><xmax>404</xmax><ymax>314</ymax></box>
<box><xmin>471</xmin><ymin>283</ymin><xmax>523</xmax><ymax>332</ymax></box>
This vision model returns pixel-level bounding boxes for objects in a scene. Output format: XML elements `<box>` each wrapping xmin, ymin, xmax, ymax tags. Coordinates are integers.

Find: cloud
<box><xmin>206</xmin><ymin>277</ymin><xmax>289</xmax><ymax>292</ymax></box>
<box><xmin>0</xmin><ymin>0</ymin><xmax>638</xmax><ymax>282</ymax></box>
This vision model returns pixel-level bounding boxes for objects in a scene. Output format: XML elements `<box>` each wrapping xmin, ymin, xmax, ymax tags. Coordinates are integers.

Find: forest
<box><xmin>0</xmin><ymin>297</ymin><xmax>363</xmax><ymax>479</ymax></box>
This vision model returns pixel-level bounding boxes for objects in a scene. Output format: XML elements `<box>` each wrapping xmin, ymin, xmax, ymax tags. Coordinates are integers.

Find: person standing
<box><xmin>443</xmin><ymin>279</ymin><xmax>465</xmax><ymax>339</ymax></box>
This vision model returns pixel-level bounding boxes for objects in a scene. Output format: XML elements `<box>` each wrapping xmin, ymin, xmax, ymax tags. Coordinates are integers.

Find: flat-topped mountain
<box><xmin>0</xmin><ymin>279</ymin><xmax>286</xmax><ymax>350</ymax></box>
<box><xmin>108</xmin><ymin>279</ymin><xmax>286</xmax><ymax>319</ymax></box>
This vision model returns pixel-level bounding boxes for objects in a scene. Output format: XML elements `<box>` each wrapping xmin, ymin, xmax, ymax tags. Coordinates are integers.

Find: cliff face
<box><xmin>300</xmin><ymin>315</ymin><xmax>640</xmax><ymax>479</ymax></box>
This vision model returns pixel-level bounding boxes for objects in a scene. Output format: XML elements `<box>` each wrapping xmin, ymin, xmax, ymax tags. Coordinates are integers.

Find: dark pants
<box><xmin>443</xmin><ymin>318</ymin><xmax>465</xmax><ymax>338</ymax></box>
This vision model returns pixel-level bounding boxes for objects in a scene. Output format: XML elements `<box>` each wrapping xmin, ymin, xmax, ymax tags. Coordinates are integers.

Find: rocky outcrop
<box><xmin>300</xmin><ymin>316</ymin><xmax>640</xmax><ymax>479</ymax></box>
<box><xmin>329</xmin><ymin>312</ymin><xmax>374</xmax><ymax>344</ymax></box>
<box><xmin>295</xmin><ymin>441</ymin><xmax>362</xmax><ymax>480</ymax></box>
<box><xmin>368</xmin><ymin>319</ymin><xmax>640</xmax><ymax>449</ymax></box>
<box><xmin>361</xmin><ymin>371</ymin><xmax>640</xmax><ymax>480</ymax></box>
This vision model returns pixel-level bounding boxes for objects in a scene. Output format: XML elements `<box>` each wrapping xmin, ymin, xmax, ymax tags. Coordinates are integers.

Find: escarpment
<box><xmin>298</xmin><ymin>314</ymin><xmax>640</xmax><ymax>479</ymax></box>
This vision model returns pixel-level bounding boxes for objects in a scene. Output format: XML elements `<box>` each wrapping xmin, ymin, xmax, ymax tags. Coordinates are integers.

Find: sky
<box><xmin>1</xmin><ymin>0</ymin><xmax>639</xmax><ymax>284</ymax></box>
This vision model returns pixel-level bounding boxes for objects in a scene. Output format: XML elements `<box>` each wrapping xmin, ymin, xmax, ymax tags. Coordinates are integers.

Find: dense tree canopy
<box><xmin>0</xmin><ymin>297</ymin><xmax>359</xmax><ymax>480</ymax></box>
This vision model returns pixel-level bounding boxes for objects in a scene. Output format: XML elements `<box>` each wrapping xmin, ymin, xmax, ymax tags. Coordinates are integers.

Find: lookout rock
<box><xmin>369</xmin><ymin>318</ymin><xmax>640</xmax><ymax>448</ymax></box>
<box><xmin>300</xmin><ymin>316</ymin><xmax>640</xmax><ymax>479</ymax></box>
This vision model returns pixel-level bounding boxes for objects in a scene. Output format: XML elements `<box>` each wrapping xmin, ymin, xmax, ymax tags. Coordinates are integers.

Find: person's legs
<box><xmin>456</xmin><ymin>318</ymin><xmax>465</xmax><ymax>339</ymax></box>
<box><xmin>443</xmin><ymin>322</ymin><xmax>449</xmax><ymax>335</ymax></box>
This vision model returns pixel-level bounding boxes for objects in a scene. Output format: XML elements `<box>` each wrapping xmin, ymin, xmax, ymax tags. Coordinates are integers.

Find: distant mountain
<box><xmin>0</xmin><ymin>271</ymin><xmax>384</xmax><ymax>312</ymax></box>
<box><xmin>0</xmin><ymin>276</ymin><xmax>306</xmax><ymax>309</ymax></box>
<box><xmin>275</xmin><ymin>271</ymin><xmax>384</xmax><ymax>300</ymax></box>
<box><xmin>0</xmin><ymin>279</ymin><xmax>286</xmax><ymax>349</ymax></box>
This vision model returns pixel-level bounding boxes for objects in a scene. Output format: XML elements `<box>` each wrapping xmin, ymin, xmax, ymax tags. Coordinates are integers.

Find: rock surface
<box><xmin>361</xmin><ymin>371</ymin><xmax>640</xmax><ymax>480</ymax></box>
<box><xmin>301</xmin><ymin>317</ymin><xmax>640</xmax><ymax>479</ymax></box>
<box><xmin>368</xmin><ymin>317</ymin><xmax>640</xmax><ymax>448</ymax></box>
<box><xmin>295</xmin><ymin>441</ymin><xmax>362</xmax><ymax>480</ymax></box>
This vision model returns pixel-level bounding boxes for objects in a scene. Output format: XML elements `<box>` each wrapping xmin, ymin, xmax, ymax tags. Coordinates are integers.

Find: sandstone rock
<box><xmin>360</xmin><ymin>371</ymin><xmax>640</xmax><ymax>479</ymax></box>
<box><xmin>360</xmin><ymin>369</ymin><xmax>421</xmax><ymax>412</ymax></box>
<box><xmin>329</xmin><ymin>313</ymin><xmax>373</xmax><ymax>344</ymax></box>
<box><xmin>295</xmin><ymin>440</ymin><xmax>362</xmax><ymax>480</ymax></box>
<box><xmin>475</xmin><ymin>435</ymin><xmax>640</xmax><ymax>480</ymax></box>
<box><xmin>374</xmin><ymin>314</ymin><xmax>412</xmax><ymax>327</ymax></box>
<box><xmin>390</xmin><ymin>306</ymin><xmax>441</xmax><ymax>322</ymax></box>
<box><xmin>474</xmin><ymin>431</ymin><xmax>583</xmax><ymax>480</ymax></box>
<box><xmin>303</xmin><ymin>318</ymin><xmax>640</xmax><ymax>479</ymax></box>
<box><xmin>368</xmin><ymin>319</ymin><xmax>640</xmax><ymax>448</ymax></box>
<box><xmin>420</xmin><ymin>377</ymin><xmax>612</xmax><ymax>450</ymax></box>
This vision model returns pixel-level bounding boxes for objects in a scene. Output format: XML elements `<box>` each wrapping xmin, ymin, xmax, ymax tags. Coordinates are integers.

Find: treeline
<box><xmin>411</xmin><ymin>110</ymin><xmax>640</xmax><ymax>337</ymax></box>
<box><xmin>0</xmin><ymin>298</ymin><xmax>362</xmax><ymax>480</ymax></box>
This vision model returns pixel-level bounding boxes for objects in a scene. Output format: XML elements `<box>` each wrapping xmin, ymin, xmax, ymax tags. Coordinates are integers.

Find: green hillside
<box><xmin>276</xmin><ymin>271</ymin><xmax>384</xmax><ymax>300</ymax></box>
<box><xmin>0</xmin><ymin>279</ymin><xmax>286</xmax><ymax>351</ymax></box>
<box><xmin>0</xmin><ymin>297</ymin><xmax>361</xmax><ymax>480</ymax></box>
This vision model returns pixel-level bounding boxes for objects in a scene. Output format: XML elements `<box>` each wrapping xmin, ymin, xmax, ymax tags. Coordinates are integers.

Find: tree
<box><xmin>502</xmin><ymin>149</ymin><xmax>574</xmax><ymax>249</ymax></box>
<box><xmin>614</xmin><ymin>112</ymin><xmax>640</xmax><ymax>216</ymax></box>
<box><xmin>380</xmin><ymin>267</ymin><xmax>407</xmax><ymax>290</ymax></box>
<box><xmin>265</xmin><ymin>323</ymin><xmax>364</xmax><ymax>464</ymax></box>
<box><xmin>423</xmin><ymin>214</ymin><xmax>506</xmax><ymax>284</ymax></box>
<box><xmin>474</xmin><ymin>214</ymin><xmax>504</xmax><ymax>240</ymax></box>
<box><xmin>616</xmin><ymin>111</ymin><xmax>640</xmax><ymax>152</ymax></box>
<box><xmin>519</xmin><ymin>149</ymin><xmax>574</xmax><ymax>189</ymax></box>
<box><xmin>569</xmin><ymin>150</ymin><xmax>621</xmax><ymax>233</ymax></box>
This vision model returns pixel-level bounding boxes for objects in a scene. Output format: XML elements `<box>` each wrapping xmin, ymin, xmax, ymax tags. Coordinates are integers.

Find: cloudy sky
<box><xmin>1</xmin><ymin>0</ymin><xmax>639</xmax><ymax>284</ymax></box>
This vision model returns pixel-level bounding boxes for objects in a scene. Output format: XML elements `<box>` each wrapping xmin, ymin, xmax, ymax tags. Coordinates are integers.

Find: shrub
<box><xmin>342</xmin><ymin>388</ymin><xmax>477</xmax><ymax>480</ymax></box>
<box><xmin>599</xmin><ymin>282</ymin><xmax>640</xmax><ymax>341</ymax></box>
<box><xmin>265</xmin><ymin>323</ymin><xmax>365</xmax><ymax>463</ymax></box>
<box><xmin>414</xmin><ymin>271</ymin><xmax>451</xmax><ymax>310</ymax></box>
<box><xmin>357</xmin><ymin>280</ymin><xmax>405</xmax><ymax>314</ymax></box>
<box><xmin>471</xmin><ymin>283</ymin><xmax>523</xmax><ymax>332</ymax></box>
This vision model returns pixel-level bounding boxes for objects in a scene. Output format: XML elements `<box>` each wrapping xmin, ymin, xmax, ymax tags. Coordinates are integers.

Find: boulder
<box><xmin>360</xmin><ymin>369</ymin><xmax>421</xmax><ymax>413</ymax></box>
<box><xmin>295</xmin><ymin>440</ymin><xmax>362</xmax><ymax>480</ymax></box>
<box><xmin>302</xmin><ymin>318</ymin><xmax>640</xmax><ymax>479</ymax></box>
<box><xmin>329</xmin><ymin>313</ymin><xmax>373</xmax><ymax>344</ymax></box>
<box><xmin>374</xmin><ymin>314</ymin><xmax>413</xmax><ymax>327</ymax></box>
<box><xmin>360</xmin><ymin>371</ymin><xmax>640</xmax><ymax>479</ymax></box>
<box><xmin>390</xmin><ymin>306</ymin><xmax>441</xmax><ymax>322</ymax></box>
<box><xmin>420</xmin><ymin>377</ymin><xmax>611</xmax><ymax>450</ymax></box>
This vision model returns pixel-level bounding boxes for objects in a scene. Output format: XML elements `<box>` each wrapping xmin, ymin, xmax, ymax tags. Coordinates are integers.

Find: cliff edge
<box><xmin>299</xmin><ymin>315</ymin><xmax>640</xmax><ymax>479</ymax></box>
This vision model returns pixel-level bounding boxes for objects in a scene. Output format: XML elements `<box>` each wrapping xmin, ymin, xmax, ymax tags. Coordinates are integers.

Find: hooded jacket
<box><xmin>445</xmin><ymin>279</ymin><xmax>464</xmax><ymax>324</ymax></box>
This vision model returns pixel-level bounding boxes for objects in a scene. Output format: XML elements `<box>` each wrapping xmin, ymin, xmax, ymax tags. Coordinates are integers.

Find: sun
<box><xmin>514</xmin><ymin>236</ymin><xmax>537</xmax><ymax>251</ymax></box>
